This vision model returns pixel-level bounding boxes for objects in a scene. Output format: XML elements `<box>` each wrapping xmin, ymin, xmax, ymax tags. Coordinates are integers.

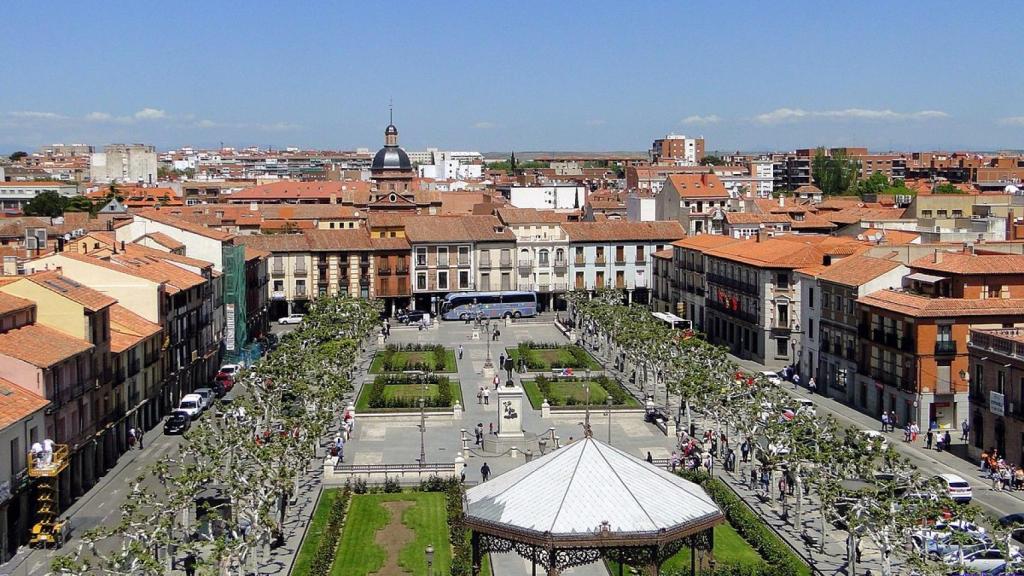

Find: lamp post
<box><xmin>418</xmin><ymin>396</ymin><xmax>426</xmax><ymax>467</ymax></box>
<box><xmin>606</xmin><ymin>394</ymin><xmax>613</xmax><ymax>444</ymax></box>
<box><xmin>425</xmin><ymin>544</ymin><xmax>435</xmax><ymax>576</ymax></box>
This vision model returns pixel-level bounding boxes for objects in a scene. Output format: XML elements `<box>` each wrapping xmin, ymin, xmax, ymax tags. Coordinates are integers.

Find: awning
<box><xmin>906</xmin><ymin>272</ymin><xmax>947</xmax><ymax>284</ymax></box>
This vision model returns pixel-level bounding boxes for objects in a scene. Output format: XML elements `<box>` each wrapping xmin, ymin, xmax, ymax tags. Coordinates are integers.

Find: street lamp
<box><xmin>606</xmin><ymin>394</ymin><xmax>613</xmax><ymax>444</ymax></box>
<box><xmin>425</xmin><ymin>544</ymin><xmax>435</xmax><ymax>576</ymax></box>
<box><xmin>418</xmin><ymin>397</ymin><xmax>426</xmax><ymax>467</ymax></box>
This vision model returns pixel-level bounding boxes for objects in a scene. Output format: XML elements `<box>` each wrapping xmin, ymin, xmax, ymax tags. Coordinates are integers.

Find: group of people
<box><xmin>29</xmin><ymin>438</ymin><xmax>56</xmax><ymax>468</ymax></box>
<box><xmin>331</xmin><ymin>407</ymin><xmax>356</xmax><ymax>462</ymax></box>
<box><xmin>380</xmin><ymin>319</ymin><xmax>391</xmax><ymax>341</ymax></box>
<box><xmin>980</xmin><ymin>449</ymin><xmax>1024</xmax><ymax>491</ymax></box>
<box><xmin>473</xmin><ymin>422</ymin><xmax>496</xmax><ymax>446</ymax></box>
<box><xmin>476</xmin><ymin>385</ymin><xmax>491</xmax><ymax>405</ymax></box>
<box><xmin>127</xmin><ymin>427</ymin><xmax>145</xmax><ymax>450</ymax></box>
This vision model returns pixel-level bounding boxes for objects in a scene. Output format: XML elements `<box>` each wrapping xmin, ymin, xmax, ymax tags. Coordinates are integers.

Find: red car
<box><xmin>215</xmin><ymin>372</ymin><xmax>234</xmax><ymax>392</ymax></box>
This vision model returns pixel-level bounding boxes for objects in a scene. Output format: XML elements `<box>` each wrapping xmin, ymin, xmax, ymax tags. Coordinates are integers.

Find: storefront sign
<box><xmin>225</xmin><ymin>303</ymin><xmax>236</xmax><ymax>352</ymax></box>
<box><xmin>990</xmin><ymin>391</ymin><xmax>1005</xmax><ymax>416</ymax></box>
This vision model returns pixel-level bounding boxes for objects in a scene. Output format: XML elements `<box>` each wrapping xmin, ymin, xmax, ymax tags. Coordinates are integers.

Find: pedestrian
<box><xmin>183</xmin><ymin>552</ymin><xmax>197</xmax><ymax>576</ymax></box>
<box><xmin>499</xmin><ymin>354</ymin><xmax>505</xmax><ymax>371</ymax></box>
<box><xmin>493</xmin><ymin>374</ymin><xmax>500</xmax><ymax>390</ymax></box>
<box><xmin>461</xmin><ymin>463</ymin><xmax>467</xmax><ymax>483</ymax></box>
<box><xmin>458</xmin><ymin>344</ymin><xmax>464</xmax><ymax>360</ymax></box>
<box><xmin>890</xmin><ymin>411</ymin><xmax>899</xmax><ymax>433</ymax></box>
<box><xmin>792</xmin><ymin>373</ymin><xmax>801</xmax><ymax>389</ymax></box>
<box><xmin>904</xmin><ymin>423</ymin><xmax>912</xmax><ymax>443</ymax></box>
<box><xmin>477</xmin><ymin>386</ymin><xmax>483</xmax><ymax>405</ymax></box>
<box><xmin>489</xmin><ymin>422</ymin><xmax>494</xmax><ymax>435</ymax></box>
<box><xmin>646</xmin><ymin>451</ymin><xmax>654</xmax><ymax>464</ymax></box>
<box><xmin>483</xmin><ymin>387</ymin><xmax>490</xmax><ymax>405</ymax></box>
<box><xmin>481</xmin><ymin>462</ymin><xmax>491</xmax><ymax>482</ymax></box>
<box><xmin>740</xmin><ymin>439</ymin><xmax>750</xmax><ymax>463</ymax></box>
<box><xmin>128</xmin><ymin>427</ymin><xmax>137</xmax><ymax>450</ymax></box>
<box><xmin>136</xmin><ymin>428</ymin><xmax>144</xmax><ymax>450</ymax></box>
<box><xmin>808</xmin><ymin>377</ymin><xmax>817</xmax><ymax>394</ymax></box>
<box><xmin>670</xmin><ymin>451</ymin><xmax>679</xmax><ymax>471</ymax></box>
<box><xmin>943</xmin><ymin>431</ymin><xmax>951</xmax><ymax>451</ymax></box>
<box><xmin>881</xmin><ymin>412</ymin><xmax>890</xmax><ymax>433</ymax></box>
<box><xmin>926</xmin><ymin>429</ymin><xmax>934</xmax><ymax>450</ymax></box>
<box><xmin>961</xmin><ymin>418</ymin><xmax>970</xmax><ymax>442</ymax></box>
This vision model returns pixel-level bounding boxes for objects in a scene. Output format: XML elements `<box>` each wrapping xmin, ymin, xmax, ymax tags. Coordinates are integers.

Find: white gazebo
<box><xmin>464</xmin><ymin>434</ymin><xmax>724</xmax><ymax>575</ymax></box>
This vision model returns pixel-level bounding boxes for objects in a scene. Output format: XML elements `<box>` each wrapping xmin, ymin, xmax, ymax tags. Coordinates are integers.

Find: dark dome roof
<box><xmin>385</xmin><ymin>124</ymin><xmax>398</xmax><ymax>136</ymax></box>
<box><xmin>372</xmin><ymin>146</ymin><xmax>412</xmax><ymax>171</ymax></box>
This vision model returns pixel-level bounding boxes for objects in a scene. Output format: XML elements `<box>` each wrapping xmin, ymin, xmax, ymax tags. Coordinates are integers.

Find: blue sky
<box><xmin>1</xmin><ymin>1</ymin><xmax>1022</xmax><ymax>153</ymax></box>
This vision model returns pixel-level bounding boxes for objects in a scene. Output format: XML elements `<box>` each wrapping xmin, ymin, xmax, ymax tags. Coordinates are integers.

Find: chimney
<box><xmin>1008</xmin><ymin>209</ymin><xmax>1016</xmax><ymax>240</ymax></box>
<box><xmin>756</xmin><ymin>228</ymin><xmax>767</xmax><ymax>243</ymax></box>
<box><xmin>121</xmin><ymin>240</ymin><xmax>126</xmax><ymax>252</ymax></box>
<box><xmin>933</xmin><ymin>249</ymin><xmax>943</xmax><ymax>264</ymax></box>
<box><xmin>778</xmin><ymin>195</ymin><xmax>785</xmax><ymax>207</ymax></box>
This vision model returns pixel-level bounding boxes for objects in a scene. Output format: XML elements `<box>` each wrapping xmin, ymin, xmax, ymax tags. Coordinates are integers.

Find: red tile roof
<box><xmin>140</xmin><ymin>231</ymin><xmax>185</xmax><ymax>250</ymax></box>
<box><xmin>0</xmin><ymin>291</ymin><xmax>35</xmax><ymax>316</ymax></box>
<box><xmin>561</xmin><ymin>221</ymin><xmax>686</xmax><ymax>243</ymax></box>
<box><xmin>815</xmin><ymin>255</ymin><xmax>904</xmax><ymax>287</ymax></box>
<box><xmin>671</xmin><ymin>234</ymin><xmax>742</xmax><ymax>251</ymax></box>
<box><xmin>23</xmin><ymin>271</ymin><xmax>117</xmax><ymax>311</ymax></box>
<box><xmin>0</xmin><ymin>379</ymin><xmax>48</xmax><ymax>428</ymax></box>
<box><xmin>858</xmin><ymin>289</ymin><xmax>1024</xmax><ymax>318</ymax></box>
<box><xmin>0</xmin><ymin>323</ymin><xmax>93</xmax><ymax>368</ymax></box>
<box><xmin>665</xmin><ymin>173</ymin><xmax>729</xmax><ymax>198</ymax></box>
<box><xmin>134</xmin><ymin>209</ymin><xmax>234</xmax><ymax>241</ymax></box>
<box><xmin>909</xmin><ymin>251</ymin><xmax>1024</xmax><ymax>275</ymax></box>
<box><xmin>109</xmin><ymin>304</ymin><xmax>161</xmax><ymax>353</ymax></box>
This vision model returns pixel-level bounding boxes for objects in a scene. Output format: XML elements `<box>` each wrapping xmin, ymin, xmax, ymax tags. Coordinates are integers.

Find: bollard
<box><xmin>541</xmin><ymin>399</ymin><xmax>551</xmax><ymax>418</ymax></box>
<box><xmin>461</xmin><ymin>429</ymin><xmax>469</xmax><ymax>450</ymax></box>
<box><xmin>453</xmin><ymin>401</ymin><xmax>463</xmax><ymax>420</ymax></box>
<box><xmin>510</xmin><ymin>446</ymin><xmax>518</xmax><ymax>459</ymax></box>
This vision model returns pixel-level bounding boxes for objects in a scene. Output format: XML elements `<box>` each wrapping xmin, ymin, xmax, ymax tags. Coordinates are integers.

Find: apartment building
<box><xmin>664</xmin><ymin>235</ymin><xmax>743</xmax><ymax>330</ymax></box>
<box><xmin>650</xmin><ymin>249</ymin><xmax>675</xmax><ymax>313</ymax></box>
<box><xmin>496</xmin><ymin>208</ymin><xmax>570</xmax><ymax>310</ymax></box>
<box><xmin>799</xmin><ymin>255</ymin><xmax>908</xmax><ymax>406</ymax></box>
<box><xmin>650</xmin><ymin>134</ymin><xmax>705</xmax><ymax>165</ymax></box>
<box><xmin>625</xmin><ymin>165</ymin><xmax>709</xmax><ymax>195</ymax></box>
<box><xmin>654</xmin><ymin>173</ymin><xmax>732</xmax><ymax>235</ymax></box>
<box><xmin>0</xmin><ymin>379</ymin><xmax>48</xmax><ymax>563</ymax></box>
<box><xmin>562</xmin><ymin>221</ymin><xmax>685</xmax><ymax>304</ymax></box>
<box><xmin>89</xmin><ymin>144</ymin><xmax>157</xmax><ymax>185</ymax></box>
<box><xmin>0</xmin><ymin>182</ymin><xmax>79</xmax><ymax>214</ymax></box>
<box><xmin>968</xmin><ymin>328</ymin><xmax>1024</xmax><ymax>463</ymax></box>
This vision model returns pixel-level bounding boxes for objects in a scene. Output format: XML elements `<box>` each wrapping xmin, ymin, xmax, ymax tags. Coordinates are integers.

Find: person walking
<box><xmin>183</xmin><ymin>552</ymin><xmax>197</xmax><ymax>576</ymax></box>
<box><xmin>903</xmin><ymin>423</ymin><xmax>912</xmax><ymax>443</ymax></box>
<box><xmin>136</xmin><ymin>428</ymin><xmax>144</xmax><ymax>450</ymax></box>
<box><xmin>458</xmin><ymin>344</ymin><xmax>464</xmax><ymax>360</ymax></box>
<box><xmin>483</xmin><ymin>387</ymin><xmax>490</xmax><ymax>405</ymax></box>
<box><xmin>480</xmin><ymin>462</ymin><xmax>491</xmax><ymax>482</ymax></box>
<box><xmin>499</xmin><ymin>354</ymin><xmax>505</xmax><ymax>371</ymax></box>
<box><xmin>493</xmin><ymin>374</ymin><xmax>500</xmax><ymax>390</ymax></box>
<box><xmin>890</xmin><ymin>411</ymin><xmax>899</xmax><ymax>433</ymax></box>
<box><xmin>881</xmin><ymin>412</ymin><xmax>889</xmax><ymax>433</ymax></box>
<box><xmin>646</xmin><ymin>451</ymin><xmax>654</xmax><ymax>464</ymax></box>
<box><xmin>792</xmin><ymin>373</ymin><xmax>801</xmax><ymax>389</ymax></box>
<box><xmin>926</xmin><ymin>429</ymin><xmax>934</xmax><ymax>450</ymax></box>
<box><xmin>808</xmin><ymin>377</ymin><xmax>817</xmax><ymax>395</ymax></box>
<box><xmin>477</xmin><ymin>386</ymin><xmax>483</xmax><ymax>405</ymax></box>
<box><xmin>961</xmin><ymin>418</ymin><xmax>970</xmax><ymax>442</ymax></box>
<box><xmin>740</xmin><ymin>439</ymin><xmax>750</xmax><ymax>463</ymax></box>
<box><xmin>489</xmin><ymin>422</ymin><xmax>495</xmax><ymax>435</ymax></box>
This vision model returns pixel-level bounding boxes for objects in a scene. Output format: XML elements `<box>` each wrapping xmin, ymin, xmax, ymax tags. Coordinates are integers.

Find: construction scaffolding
<box><xmin>221</xmin><ymin>244</ymin><xmax>248</xmax><ymax>364</ymax></box>
<box><xmin>27</xmin><ymin>444</ymin><xmax>70</xmax><ymax>547</ymax></box>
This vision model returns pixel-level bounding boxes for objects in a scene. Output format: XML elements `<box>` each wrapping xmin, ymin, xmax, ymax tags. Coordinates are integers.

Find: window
<box><xmin>11</xmin><ymin>437</ymin><xmax>21</xmax><ymax>473</ymax></box>
<box><xmin>555</xmin><ymin>248</ymin><xmax>565</xmax><ymax>264</ymax></box>
<box><xmin>808</xmin><ymin>287</ymin><xmax>815</xmax><ymax>309</ymax></box>
<box><xmin>834</xmin><ymin>294</ymin><xmax>842</xmax><ymax>311</ymax></box>
<box><xmin>952</xmin><ymin>210</ymin><xmax>963</xmax><ymax>218</ymax></box>
<box><xmin>539</xmin><ymin>249</ymin><xmax>550</xmax><ymax>266</ymax></box>
<box><xmin>596</xmin><ymin>247</ymin><xmax>605</xmax><ymax>262</ymax></box>
<box><xmin>615</xmin><ymin>246</ymin><xmax>625</xmax><ymax>262</ymax></box>
<box><xmin>615</xmin><ymin>270</ymin><xmax>625</xmax><ymax>288</ymax></box>
<box><xmin>987</xmin><ymin>284</ymin><xmax>1002</xmax><ymax>298</ymax></box>
<box><xmin>458</xmin><ymin>246</ymin><xmax>470</xmax><ymax>265</ymax></box>
<box><xmin>480</xmin><ymin>272</ymin><xmax>490</xmax><ymax>291</ymax></box>
<box><xmin>776</xmin><ymin>338</ymin><xmax>788</xmax><ymax>356</ymax></box>
<box><xmin>596</xmin><ymin>271</ymin><xmax>605</xmax><ymax>287</ymax></box>
<box><xmin>295</xmin><ymin>279</ymin><xmax>306</xmax><ymax>295</ymax></box>
<box><xmin>921</xmin><ymin>210</ymin><xmax>933</xmax><ymax>217</ymax></box>
<box><xmin>575</xmin><ymin>247</ymin><xmax>584</xmax><ymax>262</ymax></box>
<box><xmin>777</xmin><ymin>302</ymin><xmax>789</xmax><ymax>326</ymax></box>
<box><xmin>416</xmin><ymin>273</ymin><xmax>427</xmax><ymax>290</ymax></box>
<box><xmin>458</xmin><ymin>270</ymin><xmax>470</xmax><ymax>289</ymax></box>
<box><xmin>998</xmin><ymin>371</ymin><xmax>1006</xmax><ymax>394</ymax></box>
<box><xmin>937</xmin><ymin>324</ymin><xmax>952</xmax><ymax>342</ymax></box>
<box><xmin>437</xmin><ymin>270</ymin><xmax>449</xmax><ymax>290</ymax></box>
<box><xmin>776</xmin><ymin>272</ymin><xmax>789</xmax><ymax>289</ymax></box>
<box><xmin>636</xmin><ymin>246</ymin><xmax>644</xmax><ymax>262</ymax></box>
<box><xmin>575</xmin><ymin>271</ymin><xmax>585</xmax><ymax>289</ymax></box>
<box><xmin>437</xmin><ymin>247</ymin><xmax>449</xmax><ymax>267</ymax></box>
<box><xmin>416</xmin><ymin>248</ymin><xmax>427</xmax><ymax>266</ymax></box>
<box><xmin>809</xmin><ymin>318</ymin><xmax>814</xmax><ymax>340</ymax></box>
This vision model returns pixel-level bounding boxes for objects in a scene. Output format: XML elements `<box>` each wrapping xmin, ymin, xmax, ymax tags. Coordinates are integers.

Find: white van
<box><xmin>178</xmin><ymin>394</ymin><xmax>204</xmax><ymax>419</ymax></box>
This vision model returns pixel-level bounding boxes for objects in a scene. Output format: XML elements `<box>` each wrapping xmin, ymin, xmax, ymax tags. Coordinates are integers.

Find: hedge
<box><xmin>675</xmin><ymin>470</ymin><xmax>810</xmax><ymax>576</ymax></box>
<box><xmin>307</xmin><ymin>484</ymin><xmax>352</xmax><ymax>576</ymax></box>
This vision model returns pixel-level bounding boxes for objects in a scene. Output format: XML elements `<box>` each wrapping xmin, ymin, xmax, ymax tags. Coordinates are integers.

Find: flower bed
<box><xmin>522</xmin><ymin>374</ymin><xmax>638</xmax><ymax>409</ymax></box>
<box><xmin>370</xmin><ymin>343</ymin><xmax>457</xmax><ymax>373</ymax></box>
<box><xmin>355</xmin><ymin>373</ymin><xmax>463</xmax><ymax>411</ymax></box>
<box><xmin>505</xmin><ymin>341</ymin><xmax>600</xmax><ymax>371</ymax></box>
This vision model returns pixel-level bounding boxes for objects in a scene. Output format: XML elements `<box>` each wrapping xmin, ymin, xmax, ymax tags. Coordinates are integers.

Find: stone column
<box><xmin>547</xmin><ymin>548</ymin><xmax>560</xmax><ymax>576</ymax></box>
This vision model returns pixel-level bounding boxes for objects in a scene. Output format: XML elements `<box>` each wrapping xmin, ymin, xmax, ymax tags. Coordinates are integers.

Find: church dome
<box><xmin>371</xmin><ymin>146</ymin><xmax>412</xmax><ymax>171</ymax></box>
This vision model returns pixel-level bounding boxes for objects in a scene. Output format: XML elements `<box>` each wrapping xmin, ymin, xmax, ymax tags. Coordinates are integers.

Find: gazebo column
<box><xmin>471</xmin><ymin>532</ymin><xmax>481</xmax><ymax>576</ymax></box>
<box><xmin>547</xmin><ymin>548</ymin><xmax>560</xmax><ymax>576</ymax></box>
<box><xmin>645</xmin><ymin>546</ymin><xmax>660</xmax><ymax>576</ymax></box>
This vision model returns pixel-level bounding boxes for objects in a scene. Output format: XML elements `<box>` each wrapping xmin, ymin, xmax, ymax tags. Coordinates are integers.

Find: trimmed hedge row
<box><xmin>419</xmin><ymin>475</ymin><xmax>473</xmax><ymax>576</ymax></box>
<box><xmin>377</xmin><ymin>344</ymin><xmax>448</xmax><ymax>372</ymax></box>
<box><xmin>307</xmin><ymin>484</ymin><xmax>352</xmax><ymax>576</ymax></box>
<box><xmin>366</xmin><ymin>374</ymin><xmax>454</xmax><ymax>409</ymax></box>
<box><xmin>676</xmin><ymin>470</ymin><xmax>809</xmax><ymax>576</ymax></box>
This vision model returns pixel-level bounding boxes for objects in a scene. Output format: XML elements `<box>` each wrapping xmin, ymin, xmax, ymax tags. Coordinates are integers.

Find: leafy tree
<box><xmin>854</xmin><ymin>172</ymin><xmax>890</xmax><ymax>196</ymax></box>
<box><xmin>700</xmin><ymin>155</ymin><xmax>725</xmax><ymax>166</ymax></box>
<box><xmin>934</xmin><ymin>182</ymin><xmax>964</xmax><ymax>195</ymax></box>
<box><xmin>812</xmin><ymin>148</ymin><xmax>860</xmax><ymax>196</ymax></box>
<box><xmin>8</xmin><ymin>151</ymin><xmax>27</xmax><ymax>161</ymax></box>
<box><xmin>23</xmin><ymin>190</ymin><xmax>68</xmax><ymax>217</ymax></box>
<box><xmin>64</xmin><ymin>196</ymin><xmax>93</xmax><ymax>213</ymax></box>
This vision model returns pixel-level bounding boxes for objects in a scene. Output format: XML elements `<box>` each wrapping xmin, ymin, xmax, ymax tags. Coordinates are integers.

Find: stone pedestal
<box><xmin>377</xmin><ymin>334</ymin><xmax>385</xmax><ymax>346</ymax></box>
<box><xmin>541</xmin><ymin>399</ymin><xmax>551</xmax><ymax>418</ymax></box>
<box><xmin>472</xmin><ymin>328</ymin><xmax>481</xmax><ymax>340</ymax></box>
<box><xmin>569</xmin><ymin>331</ymin><xmax>578</xmax><ymax>344</ymax></box>
<box><xmin>482</xmin><ymin>360</ymin><xmax>495</xmax><ymax>380</ymax></box>
<box><xmin>497</xmin><ymin>384</ymin><xmax>525</xmax><ymax>438</ymax></box>
<box><xmin>453</xmin><ymin>401</ymin><xmax>463</xmax><ymax>419</ymax></box>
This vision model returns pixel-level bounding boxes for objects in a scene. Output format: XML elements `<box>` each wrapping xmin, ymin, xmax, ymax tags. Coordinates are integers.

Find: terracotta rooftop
<box><xmin>816</xmin><ymin>255</ymin><xmax>904</xmax><ymax>287</ymax></box>
<box><xmin>671</xmin><ymin>234</ymin><xmax>742</xmax><ymax>251</ymax></box>
<box><xmin>0</xmin><ymin>291</ymin><xmax>35</xmax><ymax>316</ymax></box>
<box><xmin>109</xmin><ymin>304</ymin><xmax>161</xmax><ymax>353</ymax></box>
<box><xmin>0</xmin><ymin>323</ymin><xmax>93</xmax><ymax>368</ymax></box>
<box><xmin>228</xmin><ymin>180</ymin><xmax>370</xmax><ymax>203</ymax></box>
<box><xmin>858</xmin><ymin>289</ymin><xmax>1024</xmax><ymax>318</ymax></box>
<box><xmin>140</xmin><ymin>231</ymin><xmax>185</xmax><ymax>251</ymax></box>
<box><xmin>706</xmin><ymin>237</ymin><xmax>830</xmax><ymax>269</ymax></box>
<box><xmin>792</xmin><ymin>184</ymin><xmax>824</xmax><ymax>195</ymax></box>
<box><xmin>561</xmin><ymin>221</ymin><xmax>685</xmax><ymax>243</ymax></box>
<box><xmin>235</xmin><ymin>234</ymin><xmax>310</xmax><ymax>253</ymax></box>
<box><xmin>859</xmin><ymin>228</ymin><xmax>921</xmax><ymax>245</ymax></box>
<box><xmin>23</xmin><ymin>271</ymin><xmax>117</xmax><ymax>312</ymax></box>
<box><xmin>304</xmin><ymin>229</ymin><xmax>374</xmax><ymax>251</ymax></box>
<box><xmin>0</xmin><ymin>378</ymin><xmax>48</xmax><ymax>429</ymax></box>
<box><xmin>652</xmin><ymin>248</ymin><xmax>673</xmax><ymax>259</ymax></box>
<box><xmin>403</xmin><ymin>215</ymin><xmax>515</xmax><ymax>243</ymax></box>
<box><xmin>909</xmin><ymin>251</ymin><xmax>1024</xmax><ymax>275</ymax></box>
<box><xmin>665</xmin><ymin>173</ymin><xmax>729</xmax><ymax>198</ymax></box>
<box><xmin>724</xmin><ymin>212</ymin><xmax>792</xmax><ymax>225</ymax></box>
<box><xmin>134</xmin><ymin>208</ymin><xmax>234</xmax><ymax>241</ymax></box>
<box><xmin>496</xmin><ymin>207</ymin><xmax>570</xmax><ymax>224</ymax></box>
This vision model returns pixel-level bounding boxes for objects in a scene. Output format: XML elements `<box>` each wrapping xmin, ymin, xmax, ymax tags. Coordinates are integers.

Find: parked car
<box><xmin>998</xmin><ymin>513</ymin><xmax>1024</xmax><ymax>543</ymax></box>
<box><xmin>164</xmin><ymin>410</ymin><xmax>192</xmax><ymax>435</ymax></box>
<box><xmin>398</xmin><ymin>310</ymin><xmax>428</xmax><ymax>325</ymax></box>
<box><xmin>218</xmin><ymin>364</ymin><xmax>240</xmax><ymax>378</ymax></box>
<box><xmin>759</xmin><ymin>371</ymin><xmax>782</xmax><ymax>385</ymax></box>
<box><xmin>934</xmin><ymin>473</ymin><xmax>973</xmax><ymax>503</ymax></box>
<box><xmin>178</xmin><ymin>394</ymin><xmax>204</xmax><ymax>419</ymax></box>
<box><xmin>210</xmin><ymin>379</ymin><xmax>226</xmax><ymax>398</ymax></box>
<box><xmin>278</xmin><ymin>314</ymin><xmax>304</xmax><ymax>325</ymax></box>
<box><xmin>193</xmin><ymin>388</ymin><xmax>215</xmax><ymax>411</ymax></box>
<box><xmin>944</xmin><ymin>546</ymin><xmax>1011</xmax><ymax>572</ymax></box>
<box><xmin>215</xmin><ymin>372</ymin><xmax>234</xmax><ymax>393</ymax></box>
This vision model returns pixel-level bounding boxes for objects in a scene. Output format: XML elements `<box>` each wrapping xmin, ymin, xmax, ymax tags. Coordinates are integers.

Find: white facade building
<box><xmin>626</xmin><ymin>194</ymin><xmax>657</xmax><ymax>222</ymax></box>
<box><xmin>90</xmin><ymin>144</ymin><xmax>158</xmax><ymax>184</ymax></box>
<box><xmin>504</xmin><ymin>185</ymin><xmax>587</xmax><ymax>211</ymax></box>
<box><xmin>417</xmin><ymin>150</ymin><xmax>484</xmax><ymax>180</ymax></box>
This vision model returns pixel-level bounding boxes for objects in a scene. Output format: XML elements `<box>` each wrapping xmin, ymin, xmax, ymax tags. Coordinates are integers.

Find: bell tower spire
<box><xmin>385</xmin><ymin>101</ymin><xmax>398</xmax><ymax>147</ymax></box>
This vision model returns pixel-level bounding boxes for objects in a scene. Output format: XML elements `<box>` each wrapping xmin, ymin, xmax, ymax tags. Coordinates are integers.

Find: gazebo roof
<box><xmin>465</xmin><ymin>438</ymin><xmax>723</xmax><ymax>546</ymax></box>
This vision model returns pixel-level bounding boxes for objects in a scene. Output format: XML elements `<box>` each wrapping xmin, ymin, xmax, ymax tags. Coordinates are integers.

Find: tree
<box><xmin>8</xmin><ymin>151</ymin><xmax>27</xmax><ymax>162</ymax></box>
<box><xmin>854</xmin><ymin>172</ymin><xmax>890</xmax><ymax>196</ymax></box>
<box><xmin>23</xmin><ymin>190</ymin><xmax>67</xmax><ymax>217</ymax></box>
<box><xmin>812</xmin><ymin>148</ymin><xmax>860</xmax><ymax>196</ymax></box>
<box><xmin>934</xmin><ymin>182</ymin><xmax>964</xmax><ymax>195</ymax></box>
<box><xmin>700</xmin><ymin>155</ymin><xmax>725</xmax><ymax>166</ymax></box>
<box><xmin>64</xmin><ymin>196</ymin><xmax>93</xmax><ymax>213</ymax></box>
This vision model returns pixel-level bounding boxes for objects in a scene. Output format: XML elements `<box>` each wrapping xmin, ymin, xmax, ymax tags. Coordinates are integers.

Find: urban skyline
<box><xmin>2</xmin><ymin>1</ymin><xmax>1024</xmax><ymax>152</ymax></box>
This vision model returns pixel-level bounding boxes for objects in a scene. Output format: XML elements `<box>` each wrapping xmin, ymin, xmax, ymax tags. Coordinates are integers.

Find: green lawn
<box><xmin>355</xmin><ymin>380</ymin><xmax>464</xmax><ymax>411</ymax></box>
<box><xmin>505</xmin><ymin>345</ymin><xmax>601</xmax><ymax>370</ymax></box>
<box><xmin>332</xmin><ymin>492</ymin><xmax>451</xmax><ymax>575</ymax></box>
<box><xmin>523</xmin><ymin>379</ymin><xmax>639</xmax><ymax>409</ymax></box>
<box><xmin>607</xmin><ymin>523</ymin><xmax>761</xmax><ymax>574</ymax></box>
<box><xmin>293</xmin><ymin>488</ymin><xmax>339</xmax><ymax>576</ymax></box>
<box><xmin>370</xmin><ymin>349</ymin><xmax>458</xmax><ymax>373</ymax></box>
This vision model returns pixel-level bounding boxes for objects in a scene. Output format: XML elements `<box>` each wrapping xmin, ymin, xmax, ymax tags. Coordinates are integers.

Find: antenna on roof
<box><xmin>389</xmin><ymin>98</ymin><xmax>393</xmax><ymax>125</ymax></box>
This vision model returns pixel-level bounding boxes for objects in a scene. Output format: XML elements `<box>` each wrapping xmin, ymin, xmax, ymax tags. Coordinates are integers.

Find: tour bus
<box><xmin>652</xmin><ymin>311</ymin><xmax>692</xmax><ymax>331</ymax></box>
<box><xmin>440</xmin><ymin>291</ymin><xmax>538</xmax><ymax>321</ymax></box>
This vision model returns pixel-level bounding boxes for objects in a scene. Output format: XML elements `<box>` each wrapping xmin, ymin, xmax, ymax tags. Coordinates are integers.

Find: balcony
<box><xmin>457</xmin><ymin>256</ymin><xmax>471</xmax><ymax>268</ymax></box>
<box><xmin>128</xmin><ymin>358</ymin><xmax>140</xmax><ymax>376</ymax></box>
<box><xmin>574</xmin><ymin>256</ymin><xmax>586</xmax><ymax>266</ymax></box>
<box><xmin>553</xmin><ymin>259</ymin><xmax>568</xmax><ymax>272</ymax></box>
<box><xmin>500</xmin><ymin>256</ymin><xmax>512</xmax><ymax>267</ymax></box>
<box><xmin>537</xmin><ymin>283</ymin><xmax>551</xmax><ymax>292</ymax></box>
<box><xmin>271</xmin><ymin>266</ymin><xmax>285</xmax><ymax>277</ymax></box>
<box><xmin>935</xmin><ymin>340</ymin><xmax>957</xmax><ymax>355</ymax></box>
<box><xmin>293</xmin><ymin>286</ymin><xmax>309</xmax><ymax>300</ymax></box>
<box><xmin>518</xmin><ymin>259</ymin><xmax>533</xmax><ymax>272</ymax></box>
<box><xmin>595</xmin><ymin>256</ymin><xmax>607</xmax><ymax>265</ymax></box>
<box><xmin>378</xmin><ymin>267</ymin><xmax>392</xmax><ymax>276</ymax></box>
<box><xmin>479</xmin><ymin>258</ymin><xmax>493</xmax><ymax>269</ymax></box>
<box><xmin>846</xmin><ymin>347</ymin><xmax>856</xmax><ymax>361</ymax></box>
<box><xmin>614</xmin><ymin>256</ymin><xmax>627</xmax><ymax>265</ymax></box>
<box><xmin>396</xmin><ymin>265</ymin><xmax>409</xmax><ymax>275</ymax></box>
<box><xmin>708</xmin><ymin>299</ymin><xmax>757</xmax><ymax>324</ymax></box>
<box><xmin>552</xmin><ymin>282</ymin><xmax>568</xmax><ymax>292</ymax></box>
<box><xmin>820</xmin><ymin>340</ymin><xmax>830</xmax><ymax>354</ymax></box>
<box><xmin>271</xmin><ymin>290</ymin><xmax>286</xmax><ymax>300</ymax></box>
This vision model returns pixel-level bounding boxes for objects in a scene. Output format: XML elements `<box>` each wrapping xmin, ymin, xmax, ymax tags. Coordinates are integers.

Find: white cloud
<box><xmin>999</xmin><ymin>116</ymin><xmax>1024</xmax><ymax>126</ymax></box>
<box><xmin>254</xmin><ymin>121</ymin><xmax>300</xmax><ymax>132</ymax></box>
<box><xmin>681</xmin><ymin>114</ymin><xmax>721</xmax><ymax>125</ymax></box>
<box><xmin>473</xmin><ymin>121</ymin><xmax>496</xmax><ymax>129</ymax></box>
<box><xmin>85</xmin><ymin>112</ymin><xmax>113</xmax><ymax>122</ymax></box>
<box><xmin>754</xmin><ymin>107</ymin><xmax>949</xmax><ymax>124</ymax></box>
<box><xmin>585</xmin><ymin>119</ymin><xmax>607</xmax><ymax>126</ymax></box>
<box><xmin>8</xmin><ymin>111</ymin><xmax>65</xmax><ymax>120</ymax></box>
<box><xmin>194</xmin><ymin>119</ymin><xmax>221</xmax><ymax>128</ymax></box>
<box><xmin>134</xmin><ymin>107</ymin><xmax>167</xmax><ymax>120</ymax></box>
